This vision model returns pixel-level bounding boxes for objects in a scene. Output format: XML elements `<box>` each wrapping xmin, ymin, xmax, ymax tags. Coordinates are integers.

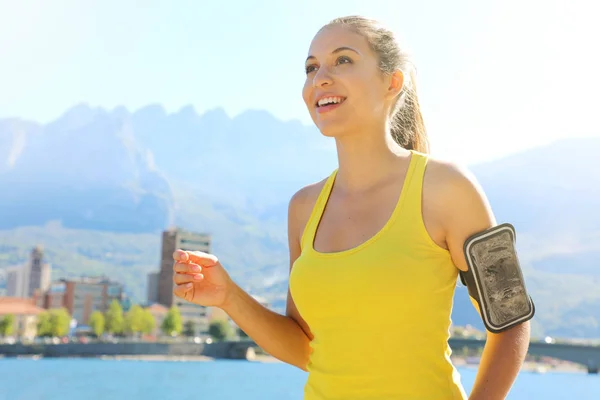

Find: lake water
<box><xmin>0</xmin><ymin>358</ymin><xmax>598</xmax><ymax>399</ymax></box>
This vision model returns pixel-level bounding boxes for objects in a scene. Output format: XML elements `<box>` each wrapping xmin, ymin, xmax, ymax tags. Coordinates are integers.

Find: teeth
<box><xmin>318</xmin><ymin>96</ymin><xmax>344</xmax><ymax>107</ymax></box>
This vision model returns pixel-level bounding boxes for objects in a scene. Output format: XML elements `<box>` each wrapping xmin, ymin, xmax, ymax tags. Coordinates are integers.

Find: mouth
<box><xmin>315</xmin><ymin>96</ymin><xmax>347</xmax><ymax>108</ymax></box>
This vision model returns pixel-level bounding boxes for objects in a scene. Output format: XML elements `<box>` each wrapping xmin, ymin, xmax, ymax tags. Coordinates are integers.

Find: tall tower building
<box><xmin>27</xmin><ymin>246</ymin><xmax>51</xmax><ymax>297</ymax></box>
<box><xmin>157</xmin><ymin>228</ymin><xmax>211</xmax><ymax>307</ymax></box>
<box><xmin>157</xmin><ymin>228</ymin><xmax>212</xmax><ymax>334</ymax></box>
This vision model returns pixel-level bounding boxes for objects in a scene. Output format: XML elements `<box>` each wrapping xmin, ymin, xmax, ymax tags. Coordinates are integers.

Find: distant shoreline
<box><xmin>2</xmin><ymin>353</ymin><xmax>586</xmax><ymax>374</ymax></box>
<box><xmin>0</xmin><ymin>353</ymin><xmax>277</xmax><ymax>363</ymax></box>
<box><xmin>451</xmin><ymin>356</ymin><xmax>585</xmax><ymax>374</ymax></box>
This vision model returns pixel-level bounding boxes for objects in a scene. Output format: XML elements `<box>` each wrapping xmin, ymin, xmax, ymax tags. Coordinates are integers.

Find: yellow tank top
<box><xmin>289</xmin><ymin>150</ymin><xmax>468</xmax><ymax>400</ymax></box>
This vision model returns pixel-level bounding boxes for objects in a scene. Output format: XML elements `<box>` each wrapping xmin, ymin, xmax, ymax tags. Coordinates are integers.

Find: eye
<box><xmin>305</xmin><ymin>64</ymin><xmax>318</xmax><ymax>74</ymax></box>
<box><xmin>336</xmin><ymin>55</ymin><xmax>353</xmax><ymax>65</ymax></box>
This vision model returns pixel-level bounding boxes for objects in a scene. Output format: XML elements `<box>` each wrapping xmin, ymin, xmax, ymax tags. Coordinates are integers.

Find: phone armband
<box><xmin>459</xmin><ymin>223</ymin><xmax>535</xmax><ymax>333</ymax></box>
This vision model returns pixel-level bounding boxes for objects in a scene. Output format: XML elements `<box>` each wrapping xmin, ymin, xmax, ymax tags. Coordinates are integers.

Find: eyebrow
<box><xmin>305</xmin><ymin>46</ymin><xmax>359</xmax><ymax>63</ymax></box>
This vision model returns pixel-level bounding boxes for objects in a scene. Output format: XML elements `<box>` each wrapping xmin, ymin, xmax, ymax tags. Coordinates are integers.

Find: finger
<box><xmin>173</xmin><ymin>249</ymin><xmax>189</xmax><ymax>262</ymax></box>
<box><xmin>173</xmin><ymin>273</ymin><xmax>204</xmax><ymax>285</ymax></box>
<box><xmin>173</xmin><ymin>273</ymin><xmax>191</xmax><ymax>285</ymax></box>
<box><xmin>173</xmin><ymin>262</ymin><xmax>202</xmax><ymax>274</ymax></box>
<box><xmin>173</xmin><ymin>283</ymin><xmax>193</xmax><ymax>299</ymax></box>
<box><xmin>186</xmin><ymin>251</ymin><xmax>219</xmax><ymax>267</ymax></box>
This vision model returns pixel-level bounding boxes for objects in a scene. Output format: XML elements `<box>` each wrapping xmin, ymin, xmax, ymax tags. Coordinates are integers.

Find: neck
<box><xmin>334</xmin><ymin>127</ymin><xmax>410</xmax><ymax>193</ymax></box>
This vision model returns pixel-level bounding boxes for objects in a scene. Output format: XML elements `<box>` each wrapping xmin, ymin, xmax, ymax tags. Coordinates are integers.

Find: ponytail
<box><xmin>390</xmin><ymin>70</ymin><xmax>429</xmax><ymax>153</ymax></box>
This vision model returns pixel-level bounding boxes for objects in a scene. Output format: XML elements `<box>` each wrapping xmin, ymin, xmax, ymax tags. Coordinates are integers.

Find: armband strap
<box><xmin>459</xmin><ymin>223</ymin><xmax>535</xmax><ymax>333</ymax></box>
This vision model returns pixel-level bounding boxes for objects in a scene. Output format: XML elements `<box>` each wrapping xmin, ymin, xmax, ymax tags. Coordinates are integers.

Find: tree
<box><xmin>37</xmin><ymin>311</ymin><xmax>52</xmax><ymax>337</ymax></box>
<box><xmin>124</xmin><ymin>304</ymin><xmax>145</xmax><ymax>336</ymax></box>
<box><xmin>88</xmin><ymin>311</ymin><xmax>105</xmax><ymax>338</ymax></box>
<box><xmin>105</xmin><ymin>299</ymin><xmax>124</xmax><ymax>335</ymax></box>
<box><xmin>161</xmin><ymin>305</ymin><xmax>182</xmax><ymax>336</ymax></box>
<box><xmin>0</xmin><ymin>314</ymin><xmax>15</xmax><ymax>336</ymax></box>
<box><xmin>49</xmin><ymin>308</ymin><xmax>71</xmax><ymax>337</ymax></box>
<box><xmin>141</xmin><ymin>309</ymin><xmax>155</xmax><ymax>335</ymax></box>
<box><xmin>208</xmin><ymin>320</ymin><xmax>233</xmax><ymax>342</ymax></box>
<box><xmin>183</xmin><ymin>320</ymin><xmax>196</xmax><ymax>337</ymax></box>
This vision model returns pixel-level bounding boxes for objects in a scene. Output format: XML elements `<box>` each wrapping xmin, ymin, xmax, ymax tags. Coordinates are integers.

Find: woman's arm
<box><xmin>221</xmin><ymin>187</ymin><xmax>315</xmax><ymax>371</ymax></box>
<box><xmin>222</xmin><ymin>283</ymin><xmax>312</xmax><ymax>370</ymax></box>
<box><xmin>438</xmin><ymin>163</ymin><xmax>530</xmax><ymax>400</ymax></box>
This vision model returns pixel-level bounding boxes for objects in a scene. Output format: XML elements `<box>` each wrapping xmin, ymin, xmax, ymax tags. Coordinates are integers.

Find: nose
<box><xmin>312</xmin><ymin>65</ymin><xmax>333</xmax><ymax>88</ymax></box>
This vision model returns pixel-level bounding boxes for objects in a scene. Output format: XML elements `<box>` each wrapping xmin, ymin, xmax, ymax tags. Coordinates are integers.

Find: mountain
<box><xmin>0</xmin><ymin>106</ymin><xmax>174</xmax><ymax>232</ymax></box>
<box><xmin>0</xmin><ymin>104</ymin><xmax>598</xmax><ymax>339</ymax></box>
<box><xmin>473</xmin><ymin>137</ymin><xmax>600</xmax><ymax>235</ymax></box>
<box><xmin>129</xmin><ymin>104</ymin><xmax>338</xmax><ymax>209</ymax></box>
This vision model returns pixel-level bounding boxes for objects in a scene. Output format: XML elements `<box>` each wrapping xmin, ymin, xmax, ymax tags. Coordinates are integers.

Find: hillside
<box><xmin>0</xmin><ymin>104</ymin><xmax>598</xmax><ymax>339</ymax></box>
<box><xmin>0</xmin><ymin>223</ymin><xmax>158</xmax><ymax>302</ymax></box>
<box><xmin>0</xmin><ymin>108</ymin><xmax>174</xmax><ymax>232</ymax></box>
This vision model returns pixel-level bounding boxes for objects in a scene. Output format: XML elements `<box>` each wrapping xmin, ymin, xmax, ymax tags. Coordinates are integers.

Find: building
<box><xmin>0</xmin><ymin>297</ymin><xmax>45</xmax><ymax>338</ymax></box>
<box><xmin>6</xmin><ymin>266</ymin><xmax>28</xmax><ymax>298</ymax></box>
<box><xmin>155</xmin><ymin>228</ymin><xmax>211</xmax><ymax>334</ymax></box>
<box><xmin>177</xmin><ymin>302</ymin><xmax>210</xmax><ymax>335</ymax></box>
<box><xmin>157</xmin><ymin>228</ymin><xmax>211</xmax><ymax>307</ymax></box>
<box><xmin>147</xmin><ymin>272</ymin><xmax>159</xmax><ymax>304</ymax></box>
<box><xmin>27</xmin><ymin>246</ymin><xmax>51</xmax><ymax>298</ymax></box>
<box><xmin>44</xmin><ymin>281</ymin><xmax>68</xmax><ymax>310</ymax></box>
<box><xmin>5</xmin><ymin>246</ymin><xmax>52</xmax><ymax>298</ymax></box>
<box><xmin>40</xmin><ymin>277</ymin><xmax>124</xmax><ymax>326</ymax></box>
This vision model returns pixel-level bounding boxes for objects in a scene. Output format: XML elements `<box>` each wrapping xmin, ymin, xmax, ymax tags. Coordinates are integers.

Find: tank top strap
<box><xmin>300</xmin><ymin>169</ymin><xmax>338</xmax><ymax>252</ymax></box>
<box><xmin>400</xmin><ymin>150</ymin><xmax>429</xmax><ymax>224</ymax></box>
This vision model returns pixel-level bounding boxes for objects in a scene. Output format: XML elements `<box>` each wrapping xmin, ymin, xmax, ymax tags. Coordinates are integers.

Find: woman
<box><xmin>172</xmin><ymin>16</ymin><xmax>530</xmax><ymax>399</ymax></box>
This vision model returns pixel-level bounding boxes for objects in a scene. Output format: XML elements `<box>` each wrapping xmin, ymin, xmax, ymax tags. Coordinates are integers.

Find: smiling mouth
<box><xmin>315</xmin><ymin>96</ymin><xmax>347</xmax><ymax>108</ymax></box>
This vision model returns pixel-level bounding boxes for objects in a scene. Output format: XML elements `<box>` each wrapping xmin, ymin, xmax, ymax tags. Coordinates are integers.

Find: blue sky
<box><xmin>1</xmin><ymin>0</ymin><xmax>598</xmax><ymax>163</ymax></box>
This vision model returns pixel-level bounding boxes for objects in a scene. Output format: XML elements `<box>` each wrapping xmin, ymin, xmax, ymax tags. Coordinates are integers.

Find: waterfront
<box><xmin>0</xmin><ymin>358</ymin><xmax>598</xmax><ymax>400</ymax></box>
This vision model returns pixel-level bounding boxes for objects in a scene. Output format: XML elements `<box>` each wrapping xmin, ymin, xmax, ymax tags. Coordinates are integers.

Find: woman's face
<box><xmin>302</xmin><ymin>24</ymin><xmax>400</xmax><ymax>139</ymax></box>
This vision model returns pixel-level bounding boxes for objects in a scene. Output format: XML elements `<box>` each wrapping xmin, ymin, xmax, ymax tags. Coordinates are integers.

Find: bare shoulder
<box><xmin>287</xmin><ymin>176</ymin><xmax>329</xmax><ymax>245</ymax></box>
<box><xmin>423</xmin><ymin>155</ymin><xmax>478</xmax><ymax>189</ymax></box>
<box><xmin>289</xmin><ymin>178</ymin><xmax>327</xmax><ymax>217</ymax></box>
<box><xmin>423</xmin><ymin>154</ymin><xmax>497</xmax><ymax>271</ymax></box>
<box><xmin>289</xmin><ymin>179</ymin><xmax>325</xmax><ymax>212</ymax></box>
<box><xmin>423</xmin><ymin>155</ymin><xmax>489</xmax><ymax>208</ymax></box>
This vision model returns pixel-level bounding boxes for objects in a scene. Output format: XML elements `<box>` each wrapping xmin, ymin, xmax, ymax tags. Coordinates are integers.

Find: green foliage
<box><xmin>49</xmin><ymin>308</ymin><xmax>71</xmax><ymax>337</ymax></box>
<box><xmin>37</xmin><ymin>309</ymin><xmax>71</xmax><ymax>337</ymax></box>
<box><xmin>36</xmin><ymin>312</ymin><xmax>52</xmax><ymax>337</ymax></box>
<box><xmin>0</xmin><ymin>314</ymin><xmax>15</xmax><ymax>336</ymax></box>
<box><xmin>124</xmin><ymin>304</ymin><xmax>146</xmax><ymax>335</ymax></box>
<box><xmin>161</xmin><ymin>306</ymin><xmax>182</xmax><ymax>336</ymax></box>
<box><xmin>183</xmin><ymin>320</ymin><xmax>196</xmax><ymax>337</ymax></box>
<box><xmin>141</xmin><ymin>309</ymin><xmax>155</xmax><ymax>335</ymax></box>
<box><xmin>88</xmin><ymin>311</ymin><xmax>105</xmax><ymax>338</ymax></box>
<box><xmin>208</xmin><ymin>320</ymin><xmax>233</xmax><ymax>342</ymax></box>
<box><xmin>105</xmin><ymin>300</ymin><xmax>124</xmax><ymax>335</ymax></box>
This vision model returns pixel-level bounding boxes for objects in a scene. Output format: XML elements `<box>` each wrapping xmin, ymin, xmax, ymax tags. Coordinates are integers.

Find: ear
<box><xmin>386</xmin><ymin>70</ymin><xmax>404</xmax><ymax>100</ymax></box>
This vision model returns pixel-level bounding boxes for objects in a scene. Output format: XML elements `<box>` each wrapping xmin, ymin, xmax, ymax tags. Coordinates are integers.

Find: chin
<box><xmin>315</xmin><ymin>119</ymin><xmax>350</xmax><ymax>140</ymax></box>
